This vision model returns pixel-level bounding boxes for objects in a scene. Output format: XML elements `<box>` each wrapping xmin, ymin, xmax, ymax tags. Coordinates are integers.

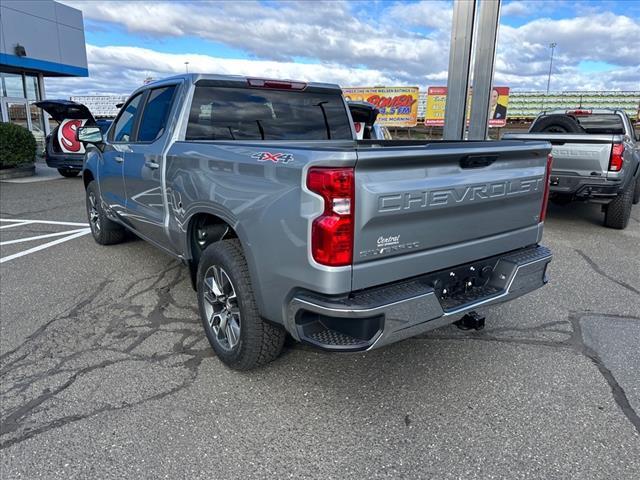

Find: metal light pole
<box><xmin>184</xmin><ymin>61</ymin><xmax>189</xmax><ymax>73</ymax></box>
<box><xmin>546</xmin><ymin>43</ymin><xmax>556</xmax><ymax>94</ymax></box>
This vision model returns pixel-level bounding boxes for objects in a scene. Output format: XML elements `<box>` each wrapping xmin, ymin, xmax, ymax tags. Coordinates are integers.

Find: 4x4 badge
<box><xmin>252</xmin><ymin>152</ymin><xmax>294</xmax><ymax>164</ymax></box>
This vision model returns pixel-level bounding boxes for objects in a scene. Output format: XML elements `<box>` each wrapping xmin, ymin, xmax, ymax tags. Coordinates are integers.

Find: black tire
<box><xmin>633</xmin><ymin>175</ymin><xmax>640</xmax><ymax>205</ymax></box>
<box><xmin>530</xmin><ymin>114</ymin><xmax>585</xmax><ymax>134</ymax></box>
<box><xmin>85</xmin><ymin>181</ymin><xmax>127</xmax><ymax>244</ymax></box>
<box><xmin>604</xmin><ymin>181</ymin><xmax>634</xmax><ymax>229</ymax></box>
<box><xmin>58</xmin><ymin>168</ymin><xmax>80</xmax><ymax>177</ymax></box>
<box><xmin>197</xmin><ymin>239</ymin><xmax>285</xmax><ymax>370</ymax></box>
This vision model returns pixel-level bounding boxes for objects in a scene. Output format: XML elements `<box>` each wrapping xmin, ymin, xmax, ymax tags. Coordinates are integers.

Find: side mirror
<box><xmin>77</xmin><ymin>126</ymin><xmax>103</xmax><ymax>145</ymax></box>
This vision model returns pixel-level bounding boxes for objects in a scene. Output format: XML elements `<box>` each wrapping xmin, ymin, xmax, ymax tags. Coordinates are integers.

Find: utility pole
<box><xmin>546</xmin><ymin>43</ymin><xmax>556</xmax><ymax>94</ymax></box>
<box><xmin>467</xmin><ymin>0</ymin><xmax>501</xmax><ymax>140</ymax></box>
<box><xmin>442</xmin><ymin>0</ymin><xmax>476</xmax><ymax>140</ymax></box>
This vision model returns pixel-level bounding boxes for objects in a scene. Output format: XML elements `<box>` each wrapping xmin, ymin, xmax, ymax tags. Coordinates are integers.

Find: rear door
<box><xmin>123</xmin><ymin>84</ymin><xmax>179</xmax><ymax>245</ymax></box>
<box><xmin>351</xmin><ymin>140</ymin><xmax>550</xmax><ymax>290</ymax></box>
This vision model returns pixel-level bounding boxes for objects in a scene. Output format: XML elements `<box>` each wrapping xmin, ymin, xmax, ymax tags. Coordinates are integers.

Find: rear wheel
<box><xmin>604</xmin><ymin>181</ymin><xmax>634</xmax><ymax>229</ymax></box>
<box><xmin>197</xmin><ymin>239</ymin><xmax>285</xmax><ymax>370</ymax></box>
<box><xmin>85</xmin><ymin>181</ymin><xmax>126</xmax><ymax>244</ymax></box>
<box><xmin>58</xmin><ymin>168</ymin><xmax>79</xmax><ymax>177</ymax></box>
<box><xmin>633</xmin><ymin>175</ymin><xmax>640</xmax><ymax>205</ymax></box>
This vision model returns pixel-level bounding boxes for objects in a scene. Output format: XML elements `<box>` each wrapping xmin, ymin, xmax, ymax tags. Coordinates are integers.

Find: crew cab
<box><xmin>78</xmin><ymin>74</ymin><xmax>553</xmax><ymax>370</ymax></box>
<box><xmin>504</xmin><ymin>109</ymin><xmax>640</xmax><ymax>229</ymax></box>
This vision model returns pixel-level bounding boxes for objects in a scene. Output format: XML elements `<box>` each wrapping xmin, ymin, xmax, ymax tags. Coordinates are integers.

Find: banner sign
<box><xmin>425</xmin><ymin>86</ymin><xmax>510</xmax><ymax>127</ymax></box>
<box><xmin>343</xmin><ymin>86</ymin><xmax>419</xmax><ymax>127</ymax></box>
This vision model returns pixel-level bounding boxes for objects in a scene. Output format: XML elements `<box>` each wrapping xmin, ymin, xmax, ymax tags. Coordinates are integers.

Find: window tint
<box><xmin>112</xmin><ymin>93</ymin><xmax>142</xmax><ymax>142</ymax></box>
<box><xmin>575</xmin><ymin>114</ymin><xmax>625</xmax><ymax>135</ymax></box>
<box><xmin>186</xmin><ymin>86</ymin><xmax>351</xmax><ymax>141</ymax></box>
<box><xmin>138</xmin><ymin>85</ymin><xmax>177</xmax><ymax>142</ymax></box>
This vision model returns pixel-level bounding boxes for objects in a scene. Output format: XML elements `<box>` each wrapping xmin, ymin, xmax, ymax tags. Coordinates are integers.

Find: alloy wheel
<box><xmin>203</xmin><ymin>265</ymin><xmax>241</xmax><ymax>350</ymax></box>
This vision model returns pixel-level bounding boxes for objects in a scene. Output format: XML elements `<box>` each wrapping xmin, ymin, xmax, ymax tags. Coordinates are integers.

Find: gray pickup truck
<box><xmin>504</xmin><ymin>109</ymin><xmax>640</xmax><ymax>229</ymax></box>
<box><xmin>78</xmin><ymin>74</ymin><xmax>553</xmax><ymax>370</ymax></box>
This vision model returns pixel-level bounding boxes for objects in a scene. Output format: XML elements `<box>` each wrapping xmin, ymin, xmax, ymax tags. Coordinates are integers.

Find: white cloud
<box><xmin>501</xmin><ymin>2</ymin><xmax>531</xmax><ymax>17</ymax></box>
<box><xmin>49</xmin><ymin>1</ymin><xmax>640</xmax><ymax>97</ymax></box>
<box><xmin>44</xmin><ymin>44</ymin><xmax>397</xmax><ymax>97</ymax></box>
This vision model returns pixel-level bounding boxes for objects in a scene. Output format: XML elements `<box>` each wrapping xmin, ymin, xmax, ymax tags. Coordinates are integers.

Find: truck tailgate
<box><xmin>503</xmin><ymin>133</ymin><xmax>617</xmax><ymax>178</ymax></box>
<box><xmin>352</xmin><ymin>141</ymin><xmax>550</xmax><ymax>290</ymax></box>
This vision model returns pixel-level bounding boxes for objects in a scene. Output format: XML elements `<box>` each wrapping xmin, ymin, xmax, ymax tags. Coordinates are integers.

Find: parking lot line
<box><xmin>0</xmin><ymin>221</ymin><xmax>34</xmax><ymax>230</ymax></box>
<box><xmin>0</xmin><ymin>218</ymin><xmax>89</xmax><ymax>227</ymax></box>
<box><xmin>0</xmin><ymin>229</ymin><xmax>91</xmax><ymax>264</ymax></box>
<box><xmin>0</xmin><ymin>228</ymin><xmax>91</xmax><ymax>246</ymax></box>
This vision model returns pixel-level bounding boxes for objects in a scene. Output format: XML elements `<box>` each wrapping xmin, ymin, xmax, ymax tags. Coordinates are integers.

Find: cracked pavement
<box><xmin>1</xmin><ymin>177</ymin><xmax>639</xmax><ymax>479</ymax></box>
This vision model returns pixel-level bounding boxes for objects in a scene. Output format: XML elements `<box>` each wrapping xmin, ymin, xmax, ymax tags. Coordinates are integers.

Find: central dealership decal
<box><xmin>58</xmin><ymin>118</ymin><xmax>87</xmax><ymax>153</ymax></box>
<box><xmin>251</xmin><ymin>152</ymin><xmax>294</xmax><ymax>164</ymax></box>
<box><xmin>342</xmin><ymin>86</ymin><xmax>419</xmax><ymax>127</ymax></box>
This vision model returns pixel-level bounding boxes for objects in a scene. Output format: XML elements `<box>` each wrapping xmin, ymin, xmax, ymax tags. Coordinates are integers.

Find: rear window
<box><xmin>186</xmin><ymin>86</ymin><xmax>352</xmax><ymax>141</ymax></box>
<box><xmin>574</xmin><ymin>114</ymin><xmax>625</xmax><ymax>134</ymax></box>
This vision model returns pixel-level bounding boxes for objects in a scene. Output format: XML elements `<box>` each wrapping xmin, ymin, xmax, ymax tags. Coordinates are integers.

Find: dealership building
<box><xmin>0</xmin><ymin>0</ymin><xmax>88</xmax><ymax>145</ymax></box>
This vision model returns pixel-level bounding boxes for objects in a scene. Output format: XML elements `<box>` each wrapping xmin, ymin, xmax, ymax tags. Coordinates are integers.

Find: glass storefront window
<box><xmin>29</xmin><ymin>102</ymin><xmax>45</xmax><ymax>147</ymax></box>
<box><xmin>7</xmin><ymin>102</ymin><xmax>29</xmax><ymax>129</ymax></box>
<box><xmin>2</xmin><ymin>72</ymin><xmax>25</xmax><ymax>98</ymax></box>
<box><xmin>25</xmin><ymin>75</ymin><xmax>40</xmax><ymax>101</ymax></box>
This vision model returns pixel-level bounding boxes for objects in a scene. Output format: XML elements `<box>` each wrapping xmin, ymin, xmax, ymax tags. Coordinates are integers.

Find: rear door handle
<box><xmin>145</xmin><ymin>160</ymin><xmax>160</xmax><ymax>169</ymax></box>
<box><xmin>114</xmin><ymin>155</ymin><xmax>124</xmax><ymax>163</ymax></box>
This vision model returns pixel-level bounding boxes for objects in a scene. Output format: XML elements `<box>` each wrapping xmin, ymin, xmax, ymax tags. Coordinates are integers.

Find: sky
<box><xmin>47</xmin><ymin>0</ymin><xmax>640</xmax><ymax>97</ymax></box>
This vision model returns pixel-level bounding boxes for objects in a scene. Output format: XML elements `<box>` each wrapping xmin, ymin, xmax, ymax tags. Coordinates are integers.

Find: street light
<box><xmin>546</xmin><ymin>42</ymin><xmax>556</xmax><ymax>94</ymax></box>
<box><xmin>184</xmin><ymin>61</ymin><xmax>189</xmax><ymax>73</ymax></box>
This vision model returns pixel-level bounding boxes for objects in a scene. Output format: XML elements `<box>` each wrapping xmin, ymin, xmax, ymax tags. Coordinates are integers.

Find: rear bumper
<box><xmin>45</xmin><ymin>150</ymin><xmax>84</xmax><ymax>170</ymax></box>
<box><xmin>286</xmin><ymin>245</ymin><xmax>552</xmax><ymax>351</ymax></box>
<box><xmin>550</xmin><ymin>173</ymin><xmax>624</xmax><ymax>201</ymax></box>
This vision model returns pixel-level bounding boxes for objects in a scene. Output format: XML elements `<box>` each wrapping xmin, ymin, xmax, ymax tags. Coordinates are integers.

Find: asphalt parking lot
<box><xmin>1</xmin><ymin>170</ymin><xmax>639</xmax><ymax>479</ymax></box>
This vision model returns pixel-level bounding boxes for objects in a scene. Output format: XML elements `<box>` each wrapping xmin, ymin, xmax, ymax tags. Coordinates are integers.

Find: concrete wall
<box><xmin>0</xmin><ymin>0</ymin><xmax>88</xmax><ymax>76</ymax></box>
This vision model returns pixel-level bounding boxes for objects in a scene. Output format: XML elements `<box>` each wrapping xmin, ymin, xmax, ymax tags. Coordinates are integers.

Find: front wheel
<box><xmin>85</xmin><ymin>181</ymin><xmax>127</xmax><ymax>244</ymax></box>
<box><xmin>604</xmin><ymin>181</ymin><xmax>634</xmax><ymax>229</ymax></box>
<box><xmin>197</xmin><ymin>239</ymin><xmax>285</xmax><ymax>370</ymax></box>
<box><xmin>58</xmin><ymin>168</ymin><xmax>79</xmax><ymax>177</ymax></box>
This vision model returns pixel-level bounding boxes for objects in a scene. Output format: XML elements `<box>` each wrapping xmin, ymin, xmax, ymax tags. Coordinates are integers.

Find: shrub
<box><xmin>0</xmin><ymin>122</ymin><xmax>37</xmax><ymax>168</ymax></box>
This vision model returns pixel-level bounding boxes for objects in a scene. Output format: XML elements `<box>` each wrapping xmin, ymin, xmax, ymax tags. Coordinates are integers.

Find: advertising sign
<box><xmin>343</xmin><ymin>86</ymin><xmax>419</xmax><ymax>127</ymax></box>
<box><xmin>425</xmin><ymin>86</ymin><xmax>510</xmax><ymax>127</ymax></box>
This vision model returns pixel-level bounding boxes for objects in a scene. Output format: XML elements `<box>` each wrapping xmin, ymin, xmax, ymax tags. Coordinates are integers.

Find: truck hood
<box><xmin>35</xmin><ymin>100</ymin><xmax>95</xmax><ymax>123</ymax></box>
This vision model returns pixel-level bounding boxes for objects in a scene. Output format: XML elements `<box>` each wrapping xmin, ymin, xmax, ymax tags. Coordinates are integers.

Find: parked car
<box><xmin>347</xmin><ymin>101</ymin><xmax>392</xmax><ymax>140</ymax></box>
<box><xmin>78</xmin><ymin>74</ymin><xmax>553</xmax><ymax>370</ymax></box>
<box><xmin>36</xmin><ymin>100</ymin><xmax>110</xmax><ymax>177</ymax></box>
<box><xmin>503</xmin><ymin>109</ymin><xmax>640</xmax><ymax>229</ymax></box>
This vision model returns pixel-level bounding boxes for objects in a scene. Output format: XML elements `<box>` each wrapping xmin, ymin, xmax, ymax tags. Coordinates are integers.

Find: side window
<box><xmin>111</xmin><ymin>93</ymin><xmax>143</xmax><ymax>143</ymax></box>
<box><xmin>138</xmin><ymin>85</ymin><xmax>178</xmax><ymax>142</ymax></box>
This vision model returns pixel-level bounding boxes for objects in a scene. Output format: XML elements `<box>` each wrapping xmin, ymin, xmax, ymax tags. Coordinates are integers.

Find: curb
<box><xmin>0</xmin><ymin>164</ymin><xmax>36</xmax><ymax>180</ymax></box>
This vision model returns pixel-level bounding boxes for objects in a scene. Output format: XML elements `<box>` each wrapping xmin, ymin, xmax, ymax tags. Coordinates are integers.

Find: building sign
<box><xmin>343</xmin><ymin>87</ymin><xmax>419</xmax><ymax>127</ymax></box>
<box><xmin>425</xmin><ymin>86</ymin><xmax>510</xmax><ymax>127</ymax></box>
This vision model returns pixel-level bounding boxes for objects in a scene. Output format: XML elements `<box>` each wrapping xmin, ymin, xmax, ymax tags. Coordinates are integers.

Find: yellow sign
<box><xmin>343</xmin><ymin>86</ymin><xmax>419</xmax><ymax>127</ymax></box>
<box><xmin>425</xmin><ymin>86</ymin><xmax>510</xmax><ymax>127</ymax></box>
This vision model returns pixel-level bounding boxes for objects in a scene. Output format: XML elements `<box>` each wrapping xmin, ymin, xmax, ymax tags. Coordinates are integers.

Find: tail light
<box><xmin>540</xmin><ymin>153</ymin><xmax>553</xmax><ymax>222</ymax></box>
<box><xmin>609</xmin><ymin>144</ymin><xmax>624</xmax><ymax>172</ymax></box>
<box><xmin>307</xmin><ymin>167</ymin><xmax>354</xmax><ymax>266</ymax></box>
<box><xmin>247</xmin><ymin>78</ymin><xmax>307</xmax><ymax>90</ymax></box>
<box><xmin>566</xmin><ymin>109</ymin><xmax>592</xmax><ymax>116</ymax></box>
